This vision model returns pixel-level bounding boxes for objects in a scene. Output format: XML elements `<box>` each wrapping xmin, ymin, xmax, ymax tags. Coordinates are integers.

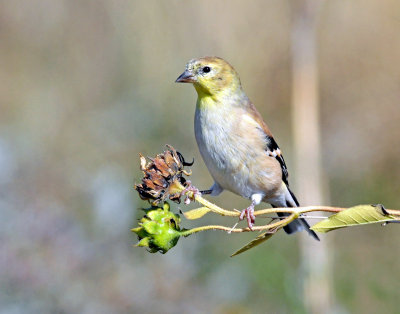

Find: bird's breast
<box><xmin>194</xmin><ymin>102</ymin><xmax>272</xmax><ymax>198</ymax></box>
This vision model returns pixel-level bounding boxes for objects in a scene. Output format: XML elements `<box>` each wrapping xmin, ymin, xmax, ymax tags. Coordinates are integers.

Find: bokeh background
<box><xmin>1</xmin><ymin>1</ymin><xmax>400</xmax><ymax>313</ymax></box>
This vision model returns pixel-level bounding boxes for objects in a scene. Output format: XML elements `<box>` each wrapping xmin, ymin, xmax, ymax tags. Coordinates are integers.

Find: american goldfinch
<box><xmin>176</xmin><ymin>56</ymin><xmax>319</xmax><ymax>240</ymax></box>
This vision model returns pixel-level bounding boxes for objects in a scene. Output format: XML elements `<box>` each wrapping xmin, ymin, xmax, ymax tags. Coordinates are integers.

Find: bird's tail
<box><xmin>274</xmin><ymin>185</ymin><xmax>319</xmax><ymax>241</ymax></box>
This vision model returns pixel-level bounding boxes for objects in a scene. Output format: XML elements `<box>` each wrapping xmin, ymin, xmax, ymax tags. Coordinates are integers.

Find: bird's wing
<box><xmin>246</xmin><ymin>103</ymin><xmax>290</xmax><ymax>186</ymax></box>
<box><xmin>264</xmin><ymin>134</ymin><xmax>289</xmax><ymax>186</ymax></box>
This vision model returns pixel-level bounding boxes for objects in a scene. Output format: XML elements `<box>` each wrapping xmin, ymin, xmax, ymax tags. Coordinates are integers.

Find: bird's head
<box><xmin>176</xmin><ymin>57</ymin><xmax>242</xmax><ymax>98</ymax></box>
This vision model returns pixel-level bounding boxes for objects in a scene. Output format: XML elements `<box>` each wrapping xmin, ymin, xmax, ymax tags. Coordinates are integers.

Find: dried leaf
<box><xmin>311</xmin><ymin>204</ymin><xmax>396</xmax><ymax>233</ymax></box>
<box><xmin>153</xmin><ymin>157</ymin><xmax>170</xmax><ymax>177</ymax></box>
<box><xmin>164</xmin><ymin>151</ymin><xmax>177</xmax><ymax>172</ymax></box>
<box><xmin>231</xmin><ymin>232</ymin><xmax>274</xmax><ymax>257</ymax></box>
<box><xmin>142</xmin><ymin>178</ymin><xmax>156</xmax><ymax>190</ymax></box>
<box><xmin>148</xmin><ymin>171</ymin><xmax>167</xmax><ymax>187</ymax></box>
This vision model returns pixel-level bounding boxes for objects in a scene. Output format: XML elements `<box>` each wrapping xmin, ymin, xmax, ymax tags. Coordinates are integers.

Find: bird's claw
<box><xmin>239</xmin><ymin>204</ymin><xmax>256</xmax><ymax>230</ymax></box>
<box><xmin>180</xmin><ymin>180</ymin><xmax>201</xmax><ymax>204</ymax></box>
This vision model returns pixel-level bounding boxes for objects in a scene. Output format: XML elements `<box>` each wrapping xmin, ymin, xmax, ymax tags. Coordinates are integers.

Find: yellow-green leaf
<box><xmin>183</xmin><ymin>207</ymin><xmax>211</xmax><ymax>220</ymax></box>
<box><xmin>311</xmin><ymin>204</ymin><xmax>396</xmax><ymax>233</ymax></box>
<box><xmin>136</xmin><ymin>237</ymin><xmax>150</xmax><ymax>247</ymax></box>
<box><xmin>231</xmin><ymin>232</ymin><xmax>274</xmax><ymax>257</ymax></box>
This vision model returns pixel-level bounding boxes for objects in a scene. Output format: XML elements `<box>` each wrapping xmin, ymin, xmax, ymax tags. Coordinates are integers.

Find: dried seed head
<box><xmin>135</xmin><ymin>145</ymin><xmax>193</xmax><ymax>205</ymax></box>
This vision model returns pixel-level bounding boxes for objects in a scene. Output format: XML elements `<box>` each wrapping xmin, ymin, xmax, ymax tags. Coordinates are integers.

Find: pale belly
<box><xmin>194</xmin><ymin>107</ymin><xmax>271</xmax><ymax>199</ymax></box>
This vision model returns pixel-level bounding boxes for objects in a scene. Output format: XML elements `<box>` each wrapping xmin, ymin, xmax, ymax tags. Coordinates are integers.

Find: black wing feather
<box><xmin>265</xmin><ymin>135</ymin><xmax>289</xmax><ymax>186</ymax></box>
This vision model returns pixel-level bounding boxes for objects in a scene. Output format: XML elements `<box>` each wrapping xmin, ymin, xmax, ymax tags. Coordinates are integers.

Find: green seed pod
<box><xmin>132</xmin><ymin>203</ymin><xmax>183</xmax><ymax>254</ymax></box>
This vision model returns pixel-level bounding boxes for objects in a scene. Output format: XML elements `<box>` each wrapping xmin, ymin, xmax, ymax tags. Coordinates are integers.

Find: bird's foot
<box><xmin>239</xmin><ymin>203</ymin><xmax>256</xmax><ymax>230</ymax></box>
<box><xmin>180</xmin><ymin>180</ymin><xmax>201</xmax><ymax>204</ymax></box>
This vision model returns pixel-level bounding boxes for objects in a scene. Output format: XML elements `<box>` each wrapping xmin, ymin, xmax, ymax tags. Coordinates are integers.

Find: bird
<box><xmin>175</xmin><ymin>56</ymin><xmax>319</xmax><ymax>240</ymax></box>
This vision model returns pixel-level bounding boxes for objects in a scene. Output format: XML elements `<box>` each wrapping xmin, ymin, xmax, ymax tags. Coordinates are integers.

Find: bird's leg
<box><xmin>239</xmin><ymin>200</ymin><xmax>256</xmax><ymax>230</ymax></box>
<box><xmin>180</xmin><ymin>180</ymin><xmax>201</xmax><ymax>204</ymax></box>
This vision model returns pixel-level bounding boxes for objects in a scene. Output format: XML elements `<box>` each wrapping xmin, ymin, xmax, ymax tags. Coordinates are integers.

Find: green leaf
<box><xmin>311</xmin><ymin>204</ymin><xmax>396</xmax><ymax>233</ymax></box>
<box><xmin>183</xmin><ymin>207</ymin><xmax>211</xmax><ymax>220</ymax></box>
<box><xmin>231</xmin><ymin>232</ymin><xmax>274</xmax><ymax>257</ymax></box>
<box><xmin>136</xmin><ymin>237</ymin><xmax>150</xmax><ymax>247</ymax></box>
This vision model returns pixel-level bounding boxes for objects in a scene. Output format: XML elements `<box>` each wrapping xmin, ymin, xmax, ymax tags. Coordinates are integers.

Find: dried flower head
<box><xmin>132</xmin><ymin>202</ymin><xmax>182</xmax><ymax>253</ymax></box>
<box><xmin>135</xmin><ymin>145</ymin><xmax>193</xmax><ymax>205</ymax></box>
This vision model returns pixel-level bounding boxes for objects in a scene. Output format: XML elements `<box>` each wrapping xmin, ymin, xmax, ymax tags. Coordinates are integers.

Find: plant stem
<box><xmin>180</xmin><ymin>181</ymin><xmax>400</xmax><ymax>218</ymax></box>
<box><xmin>194</xmin><ymin>194</ymin><xmax>238</xmax><ymax>217</ymax></box>
<box><xmin>181</xmin><ymin>213</ymin><xmax>298</xmax><ymax>236</ymax></box>
<box><xmin>179</xmin><ymin>183</ymin><xmax>400</xmax><ymax>233</ymax></box>
<box><xmin>193</xmin><ymin>197</ymin><xmax>400</xmax><ymax>218</ymax></box>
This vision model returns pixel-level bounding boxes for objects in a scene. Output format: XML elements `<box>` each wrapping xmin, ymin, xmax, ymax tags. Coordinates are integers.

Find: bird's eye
<box><xmin>202</xmin><ymin>66</ymin><xmax>211</xmax><ymax>73</ymax></box>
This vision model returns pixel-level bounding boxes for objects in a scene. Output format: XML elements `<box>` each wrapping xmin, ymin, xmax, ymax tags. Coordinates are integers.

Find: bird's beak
<box><xmin>175</xmin><ymin>70</ymin><xmax>196</xmax><ymax>83</ymax></box>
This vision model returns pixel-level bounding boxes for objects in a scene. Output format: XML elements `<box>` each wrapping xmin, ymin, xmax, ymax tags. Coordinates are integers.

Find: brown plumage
<box><xmin>176</xmin><ymin>56</ymin><xmax>319</xmax><ymax>240</ymax></box>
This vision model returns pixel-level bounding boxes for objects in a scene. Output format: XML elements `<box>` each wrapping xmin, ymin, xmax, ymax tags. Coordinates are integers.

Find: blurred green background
<box><xmin>1</xmin><ymin>1</ymin><xmax>400</xmax><ymax>313</ymax></box>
